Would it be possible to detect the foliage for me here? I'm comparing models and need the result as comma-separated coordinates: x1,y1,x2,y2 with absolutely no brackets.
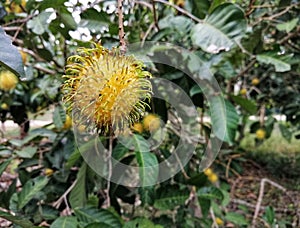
0,0,299,227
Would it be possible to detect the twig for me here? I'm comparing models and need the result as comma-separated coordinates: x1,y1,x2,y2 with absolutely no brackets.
174,149,189,179
215,160,241,178
230,176,260,199
106,130,114,207
2,14,34,27
4,14,34,42
38,35,63,68
236,59,256,79
19,48,44,62
245,0,256,17
259,104,265,127
278,26,300,44
251,4,275,8
185,186,202,218
232,198,295,213
236,41,255,57
154,0,202,23
252,4,299,26
79,0,103,12
265,4,299,21
134,0,152,9
2,26,21,31
141,22,155,47
117,0,126,53
225,157,233,179
12,22,25,42
210,207,219,228
151,0,159,29
31,64,56,75
252,178,286,227
52,179,78,209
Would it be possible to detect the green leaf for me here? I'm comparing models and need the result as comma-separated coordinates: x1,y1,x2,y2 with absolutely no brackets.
230,95,257,115
220,189,230,207
59,12,77,30
69,162,87,209
276,18,298,33
210,97,239,143
189,84,202,97
265,116,276,137
50,216,78,228
216,60,237,79
191,3,247,53
124,218,163,228
0,27,25,77
74,207,122,228
11,128,57,147
279,123,292,142
0,158,12,176
0,210,35,228
256,53,291,72
186,173,207,187
162,71,184,80
80,9,109,32
15,146,37,158
154,187,189,210
187,0,210,19
112,142,129,162
225,212,248,225
139,186,155,206
263,206,275,225
27,11,52,35
66,149,81,168
53,105,66,129
133,134,159,186
36,48,53,62
158,15,193,35
18,176,49,209
197,186,223,200
198,198,211,217
38,0,68,10
40,205,59,220
84,223,113,228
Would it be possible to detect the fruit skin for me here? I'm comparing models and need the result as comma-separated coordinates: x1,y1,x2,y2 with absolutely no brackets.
204,168,213,176
251,77,260,86
62,114,72,130
240,88,247,95
215,217,224,225
1,103,9,110
255,128,266,140
44,168,54,176
175,0,185,7
5,0,26,13
0,71,18,91
208,173,218,183
143,114,161,132
132,122,143,133
77,124,86,133
20,50,27,63
62,43,152,134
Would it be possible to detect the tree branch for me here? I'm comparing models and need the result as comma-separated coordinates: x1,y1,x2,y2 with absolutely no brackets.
118,0,126,53
151,0,159,29
106,130,114,208
135,0,202,23
252,178,286,227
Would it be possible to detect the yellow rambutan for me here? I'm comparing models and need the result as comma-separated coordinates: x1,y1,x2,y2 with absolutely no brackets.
143,113,161,132
131,122,143,133
62,43,152,134
0,70,18,91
